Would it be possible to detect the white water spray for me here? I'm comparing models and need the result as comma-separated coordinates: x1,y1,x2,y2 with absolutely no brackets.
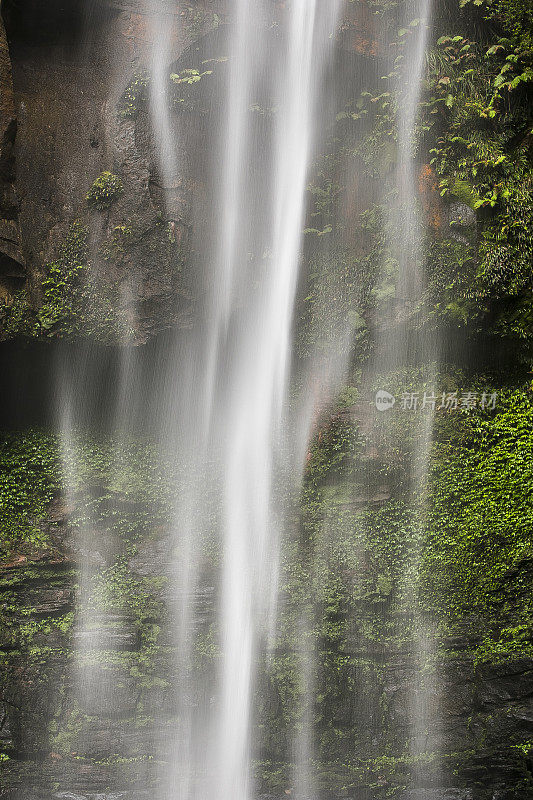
145,3,344,799
49,2,444,798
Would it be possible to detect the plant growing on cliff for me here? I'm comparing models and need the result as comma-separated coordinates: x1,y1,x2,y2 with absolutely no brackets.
35,220,135,341
170,68,213,85
182,7,221,39
421,0,533,338
0,430,61,557
421,386,533,660
118,71,150,118
36,221,88,335
0,289,33,339
86,171,124,211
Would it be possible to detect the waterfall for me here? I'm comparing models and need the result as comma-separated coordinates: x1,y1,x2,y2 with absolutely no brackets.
144,3,344,799
378,0,441,786
395,0,433,305
393,3,440,778
48,1,442,798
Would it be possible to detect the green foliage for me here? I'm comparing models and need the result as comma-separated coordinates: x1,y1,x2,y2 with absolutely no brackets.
304,416,363,490
36,221,88,335
170,68,212,85
343,0,532,341
0,429,175,559
62,432,175,541
423,3,533,336
182,6,221,37
487,0,533,46
0,427,176,742
0,431,61,557
349,111,397,178
35,221,133,341
421,387,533,657
297,247,372,359
425,237,477,322
86,171,124,211
92,558,165,629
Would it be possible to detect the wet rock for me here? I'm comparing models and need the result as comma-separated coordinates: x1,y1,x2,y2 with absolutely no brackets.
447,201,477,245
400,792,473,800
0,6,25,298
448,201,476,229
73,625,140,652
478,661,533,705
0,0,199,341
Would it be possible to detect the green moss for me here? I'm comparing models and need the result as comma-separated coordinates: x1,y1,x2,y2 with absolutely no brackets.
0,430,61,558
34,220,134,341
182,7,221,39
3,217,134,342
86,171,124,211
421,386,533,658
304,415,362,490
297,247,374,359
0,427,176,561
36,221,88,336
449,177,478,210
0,428,182,775
48,703,87,757
3,378,531,790
426,238,477,323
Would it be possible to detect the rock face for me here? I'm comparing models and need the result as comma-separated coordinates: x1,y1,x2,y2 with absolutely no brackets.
2,504,533,800
0,0,389,343
0,8,25,299
0,0,227,342
1,420,533,800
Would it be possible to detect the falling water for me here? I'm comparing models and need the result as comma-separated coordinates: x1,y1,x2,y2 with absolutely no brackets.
145,3,343,799
379,0,441,788
395,0,433,306
47,1,443,798
393,4,441,783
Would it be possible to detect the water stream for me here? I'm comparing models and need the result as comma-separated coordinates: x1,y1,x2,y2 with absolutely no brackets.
152,5,344,799
52,1,438,798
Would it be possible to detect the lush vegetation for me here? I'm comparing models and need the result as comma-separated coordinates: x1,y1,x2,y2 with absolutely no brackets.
424,0,533,339
0,431,176,773
422,386,533,660
0,431,61,558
